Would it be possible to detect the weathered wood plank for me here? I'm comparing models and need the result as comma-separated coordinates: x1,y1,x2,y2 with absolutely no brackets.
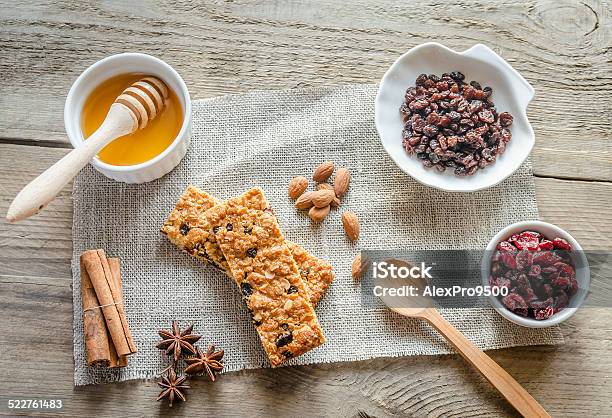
1,142,611,416
0,0,610,180
1,273,611,417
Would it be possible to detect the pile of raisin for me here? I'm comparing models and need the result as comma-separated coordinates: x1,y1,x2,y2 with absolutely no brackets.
400,72,514,176
489,231,577,320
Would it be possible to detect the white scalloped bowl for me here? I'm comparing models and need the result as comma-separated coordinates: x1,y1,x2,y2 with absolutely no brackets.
375,43,535,192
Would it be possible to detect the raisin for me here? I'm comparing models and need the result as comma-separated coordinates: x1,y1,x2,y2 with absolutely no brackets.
226,223,233,231
244,226,253,234
246,248,257,258
276,332,293,347
281,350,294,358
240,282,253,297
499,112,514,127
212,226,220,234
415,73,429,86
179,223,190,235
450,71,465,81
287,285,298,294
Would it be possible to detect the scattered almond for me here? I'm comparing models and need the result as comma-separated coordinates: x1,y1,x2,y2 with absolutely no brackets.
334,168,351,198
312,189,336,208
330,196,341,208
309,205,330,222
352,253,366,281
316,182,333,191
341,211,360,241
313,161,335,183
295,191,316,210
288,176,309,199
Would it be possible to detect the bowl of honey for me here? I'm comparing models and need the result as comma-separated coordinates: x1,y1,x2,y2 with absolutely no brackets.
64,53,191,183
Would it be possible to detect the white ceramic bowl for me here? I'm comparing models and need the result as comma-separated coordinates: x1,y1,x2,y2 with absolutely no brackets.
64,53,191,183
481,221,590,328
375,42,535,192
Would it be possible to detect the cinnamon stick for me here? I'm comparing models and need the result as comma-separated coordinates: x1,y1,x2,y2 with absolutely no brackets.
80,257,112,367
108,257,129,368
81,249,136,357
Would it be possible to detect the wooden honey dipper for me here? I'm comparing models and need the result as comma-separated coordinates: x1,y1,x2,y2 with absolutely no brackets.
6,77,169,222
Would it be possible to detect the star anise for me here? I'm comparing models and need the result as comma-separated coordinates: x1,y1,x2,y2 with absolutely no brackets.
157,366,189,407
156,321,202,362
184,345,225,381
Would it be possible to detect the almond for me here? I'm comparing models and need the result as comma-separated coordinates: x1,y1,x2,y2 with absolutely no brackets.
288,176,309,199
295,191,316,210
352,253,367,281
313,161,335,182
334,167,351,198
330,196,341,208
341,211,360,241
312,189,336,208
316,182,333,191
309,205,330,222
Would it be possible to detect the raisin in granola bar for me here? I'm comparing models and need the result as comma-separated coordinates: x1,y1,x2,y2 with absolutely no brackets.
161,185,334,306
205,188,326,366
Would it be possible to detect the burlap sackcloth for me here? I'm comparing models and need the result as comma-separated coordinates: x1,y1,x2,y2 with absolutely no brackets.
72,84,563,385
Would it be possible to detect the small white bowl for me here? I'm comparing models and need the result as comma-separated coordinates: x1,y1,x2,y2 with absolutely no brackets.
375,42,535,192
481,221,590,328
64,53,191,183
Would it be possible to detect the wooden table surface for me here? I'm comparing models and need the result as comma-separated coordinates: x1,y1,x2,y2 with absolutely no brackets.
1,1,611,416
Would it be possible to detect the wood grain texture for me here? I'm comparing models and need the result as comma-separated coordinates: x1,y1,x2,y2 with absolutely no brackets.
1,143,611,417
1,0,611,416
0,0,610,180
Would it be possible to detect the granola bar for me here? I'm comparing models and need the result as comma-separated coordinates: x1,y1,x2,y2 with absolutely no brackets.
161,185,334,306
287,241,334,306
205,188,326,366
160,185,228,272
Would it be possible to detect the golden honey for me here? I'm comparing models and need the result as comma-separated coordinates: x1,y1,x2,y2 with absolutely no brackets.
81,73,183,166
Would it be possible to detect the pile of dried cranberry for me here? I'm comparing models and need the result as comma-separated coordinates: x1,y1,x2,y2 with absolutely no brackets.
490,231,577,320
400,72,514,176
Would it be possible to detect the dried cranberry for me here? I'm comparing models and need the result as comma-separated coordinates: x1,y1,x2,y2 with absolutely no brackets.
533,251,560,267
515,250,533,271
552,238,572,250
497,241,516,252
502,293,528,316
528,264,541,277
538,240,554,250
554,293,569,312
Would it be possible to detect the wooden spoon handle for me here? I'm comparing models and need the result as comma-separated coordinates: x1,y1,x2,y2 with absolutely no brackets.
6,104,135,222
423,309,550,418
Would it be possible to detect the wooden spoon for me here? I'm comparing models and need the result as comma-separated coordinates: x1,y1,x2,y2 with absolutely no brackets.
378,259,551,418
6,76,169,223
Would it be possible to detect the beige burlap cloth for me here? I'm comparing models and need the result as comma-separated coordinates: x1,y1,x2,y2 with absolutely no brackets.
72,85,562,385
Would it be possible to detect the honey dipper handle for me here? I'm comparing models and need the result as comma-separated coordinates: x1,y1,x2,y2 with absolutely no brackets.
6,104,137,222
422,309,551,418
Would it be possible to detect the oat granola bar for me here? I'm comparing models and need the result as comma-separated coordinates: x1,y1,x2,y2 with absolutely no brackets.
161,185,334,306
160,186,229,272
205,188,326,366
